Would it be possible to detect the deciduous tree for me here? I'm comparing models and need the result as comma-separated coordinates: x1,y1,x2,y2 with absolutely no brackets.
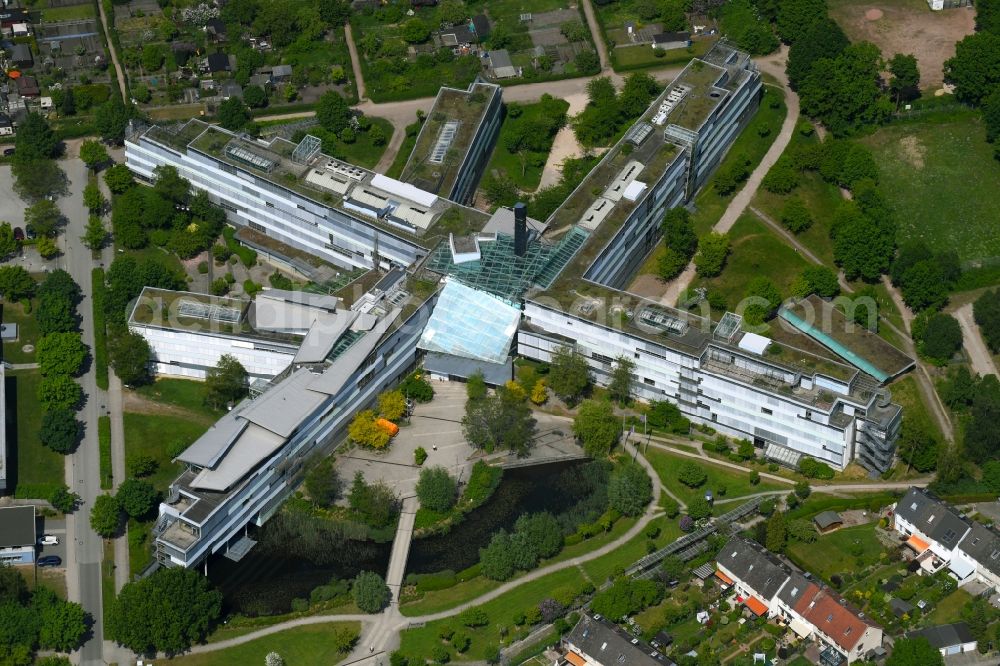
572,399,619,458
694,232,730,277
39,408,82,455
109,330,151,386
89,494,122,537
353,571,391,613
117,478,158,518
37,332,87,377
79,140,109,171
204,354,248,408
462,386,536,456
548,346,590,404
677,462,707,488
416,466,457,512
106,568,223,654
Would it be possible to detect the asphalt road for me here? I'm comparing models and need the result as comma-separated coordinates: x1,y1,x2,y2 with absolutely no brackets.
56,156,108,666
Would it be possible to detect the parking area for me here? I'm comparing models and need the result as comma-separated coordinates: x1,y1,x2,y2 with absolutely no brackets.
0,166,27,227
36,516,68,565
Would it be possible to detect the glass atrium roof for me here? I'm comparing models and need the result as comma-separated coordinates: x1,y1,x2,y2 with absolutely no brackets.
418,279,520,365
424,229,589,303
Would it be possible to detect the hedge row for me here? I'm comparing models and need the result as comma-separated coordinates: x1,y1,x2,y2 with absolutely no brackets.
98,415,112,490
223,226,258,267
92,267,109,390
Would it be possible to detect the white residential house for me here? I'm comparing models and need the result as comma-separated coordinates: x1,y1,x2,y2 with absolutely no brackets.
892,487,971,574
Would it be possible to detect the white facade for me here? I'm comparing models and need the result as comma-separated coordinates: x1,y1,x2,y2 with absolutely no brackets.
131,323,297,380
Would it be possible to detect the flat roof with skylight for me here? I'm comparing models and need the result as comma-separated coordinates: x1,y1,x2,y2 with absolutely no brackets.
400,80,501,198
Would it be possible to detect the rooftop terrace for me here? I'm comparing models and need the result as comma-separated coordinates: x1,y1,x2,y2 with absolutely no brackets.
400,81,500,197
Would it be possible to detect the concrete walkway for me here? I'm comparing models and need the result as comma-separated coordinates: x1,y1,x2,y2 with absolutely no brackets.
660,48,800,307
168,440,663,661
580,0,611,73
96,0,128,102
955,302,999,378
387,497,418,605
880,275,955,442
344,22,368,102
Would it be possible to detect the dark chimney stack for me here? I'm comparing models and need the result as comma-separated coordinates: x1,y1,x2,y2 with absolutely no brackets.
513,202,527,257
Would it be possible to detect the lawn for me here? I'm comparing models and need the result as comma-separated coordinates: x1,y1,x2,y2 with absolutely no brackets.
693,212,812,316
400,515,651,616
888,375,944,445
386,129,419,179
124,379,231,568
1,299,41,364
325,117,394,169
134,377,224,418
398,514,683,662
485,97,570,191
644,448,785,509
163,622,361,665
610,39,714,71
860,112,1000,264
690,87,788,236
9,370,64,498
41,2,95,21
924,588,972,626
786,523,887,583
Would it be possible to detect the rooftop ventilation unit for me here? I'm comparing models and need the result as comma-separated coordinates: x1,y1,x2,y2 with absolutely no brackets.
429,120,460,164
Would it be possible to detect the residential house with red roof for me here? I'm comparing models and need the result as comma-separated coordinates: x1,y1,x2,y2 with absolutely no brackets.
716,537,883,665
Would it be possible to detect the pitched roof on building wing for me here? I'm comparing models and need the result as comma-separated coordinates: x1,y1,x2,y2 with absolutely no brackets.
795,587,874,653
895,487,970,550
716,536,790,601
905,622,975,649
957,521,1000,577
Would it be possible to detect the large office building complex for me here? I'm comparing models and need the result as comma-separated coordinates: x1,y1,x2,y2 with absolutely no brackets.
127,42,906,569
152,271,436,568
515,45,902,473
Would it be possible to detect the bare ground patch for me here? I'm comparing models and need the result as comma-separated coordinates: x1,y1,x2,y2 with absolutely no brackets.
899,135,926,169
123,391,215,424
829,0,974,87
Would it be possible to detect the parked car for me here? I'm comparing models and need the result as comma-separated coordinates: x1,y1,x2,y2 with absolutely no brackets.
37,556,62,567
12,227,23,241
3,148,14,157
38,535,58,546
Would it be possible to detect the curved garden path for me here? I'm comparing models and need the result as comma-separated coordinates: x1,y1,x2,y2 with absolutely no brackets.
660,47,800,307
170,441,662,662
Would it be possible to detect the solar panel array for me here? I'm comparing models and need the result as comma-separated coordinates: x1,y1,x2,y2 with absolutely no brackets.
177,299,243,323
429,121,460,164
226,144,276,172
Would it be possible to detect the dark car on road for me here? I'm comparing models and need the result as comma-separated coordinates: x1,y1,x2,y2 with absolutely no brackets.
37,555,62,567
2,148,14,157
13,227,23,241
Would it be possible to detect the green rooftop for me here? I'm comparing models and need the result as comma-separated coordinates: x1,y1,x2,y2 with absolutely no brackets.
400,81,500,197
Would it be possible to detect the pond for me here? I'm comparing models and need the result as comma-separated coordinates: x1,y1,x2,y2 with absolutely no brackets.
406,459,604,575
208,459,606,615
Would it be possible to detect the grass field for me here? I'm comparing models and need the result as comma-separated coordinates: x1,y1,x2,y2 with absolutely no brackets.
10,370,64,497
786,523,887,582
42,2,95,21
693,212,812,316
1,299,40,364
644,447,785,508
124,379,220,493
889,375,945,445
485,98,570,191
386,129,419,179
397,514,682,661
327,117,394,169
861,112,1000,264
690,87,788,237
400,515,654,616
752,127,842,267
163,622,361,665
924,588,972,626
